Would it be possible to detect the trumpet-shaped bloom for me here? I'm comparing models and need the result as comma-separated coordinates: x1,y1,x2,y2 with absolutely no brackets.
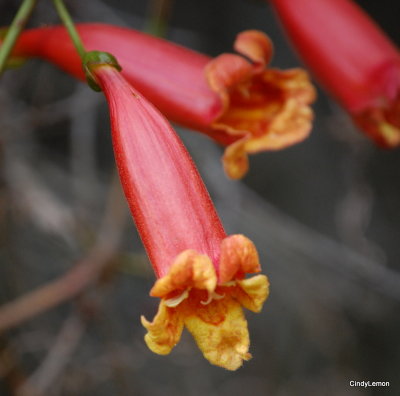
270,0,400,147
87,58,269,370
10,24,315,178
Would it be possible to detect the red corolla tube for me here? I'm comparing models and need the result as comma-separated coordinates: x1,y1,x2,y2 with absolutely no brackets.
84,53,269,370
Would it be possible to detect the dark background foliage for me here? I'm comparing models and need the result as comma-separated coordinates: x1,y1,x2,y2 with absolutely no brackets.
0,0,399,395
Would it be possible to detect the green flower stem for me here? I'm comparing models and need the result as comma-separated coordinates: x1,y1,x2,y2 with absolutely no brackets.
51,0,86,58
0,0,37,75
51,0,121,92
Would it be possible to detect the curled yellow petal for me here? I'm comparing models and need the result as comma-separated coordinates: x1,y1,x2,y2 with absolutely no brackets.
221,136,250,180
141,301,184,355
234,274,270,312
243,95,314,153
219,234,261,284
182,292,251,371
150,249,217,298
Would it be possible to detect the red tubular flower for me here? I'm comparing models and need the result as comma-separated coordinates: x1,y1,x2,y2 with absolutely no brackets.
270,0,400,147
84,56,269,370
9,23,315,178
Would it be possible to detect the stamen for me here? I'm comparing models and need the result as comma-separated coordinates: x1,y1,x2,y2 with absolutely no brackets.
200,293,213,305
164,289,189,307
212,291,225,300
223,281,237,287
200,291,225,305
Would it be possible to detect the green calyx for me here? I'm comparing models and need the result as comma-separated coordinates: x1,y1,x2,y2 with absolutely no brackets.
82,51,122,92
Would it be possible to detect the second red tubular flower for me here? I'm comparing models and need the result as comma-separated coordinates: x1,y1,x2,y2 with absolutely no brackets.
9,24,316,179
270,0,400,147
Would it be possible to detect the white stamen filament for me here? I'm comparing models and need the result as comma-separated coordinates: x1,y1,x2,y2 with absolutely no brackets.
164,289,189,307
163,282,236,308
200,291,225,305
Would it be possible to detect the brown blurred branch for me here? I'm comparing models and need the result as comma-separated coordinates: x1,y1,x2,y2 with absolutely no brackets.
0,174,127,333
16,312,86,396
0,339,28,394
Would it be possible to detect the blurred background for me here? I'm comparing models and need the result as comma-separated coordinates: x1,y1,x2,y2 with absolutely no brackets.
0,0,399,395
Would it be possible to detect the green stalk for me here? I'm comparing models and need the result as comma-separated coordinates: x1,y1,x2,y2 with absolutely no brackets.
0,0,37,75
51,0,121,92
51,0,86,59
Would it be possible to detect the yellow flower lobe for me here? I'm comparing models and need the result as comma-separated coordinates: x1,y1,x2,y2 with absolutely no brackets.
141,236,270,370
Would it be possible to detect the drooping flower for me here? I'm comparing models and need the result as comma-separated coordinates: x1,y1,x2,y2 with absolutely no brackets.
270,0,400,147
85,54,269,370
9,24,316,178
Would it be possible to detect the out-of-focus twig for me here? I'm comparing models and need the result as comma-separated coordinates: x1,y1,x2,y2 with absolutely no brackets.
7,160,75,241
70,86,99,217
16,312,86,396
239,179,400,302
0,343,15,379
328,104,385,260
0,173,127,333
0,339,28,394
146,0,173,37
26,85,101,128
